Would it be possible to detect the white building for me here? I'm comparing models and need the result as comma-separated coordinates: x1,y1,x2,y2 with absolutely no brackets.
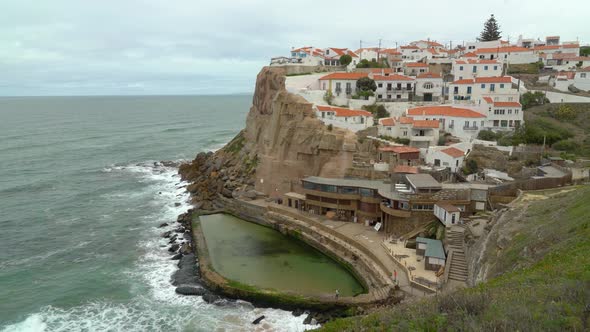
449,76,519,104
481,97,523,130
434,203,461,226
377,116,440,148
355,47,381,61
475,46,538,64
452,59,502,80
407,105,486,139
315,105,374,132
374,74,415,101
415,72,443,102
543,54,590,71
404,62,429,76
322,48,359,71
425,147,466,173
400,45,427,61
533,43,580,56
464,39,506,52
573,67,590,91
318,72,368,98
411,40,445,50
289,46,325,66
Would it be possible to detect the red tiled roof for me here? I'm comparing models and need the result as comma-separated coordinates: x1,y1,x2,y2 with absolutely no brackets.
412,120,440,129
463,52,478,57
374,74,414,81
417,72,441,79
400,45,420,50
381,48,401,55
483,96,494,104
408,106,485,118
476,46,531,54
494,101,522,107
399,116,414,124
405,62,428,67
393,165,419,174
579,67,590,72
563,44,580,49
316,105,372,117
441,147,465,158
379,146,420,154
319,72,368,80
370,68,395,74
533,45,560,51
456,59,499,64
379,117,395,126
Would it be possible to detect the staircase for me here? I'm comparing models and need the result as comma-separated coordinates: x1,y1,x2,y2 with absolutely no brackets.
446,226,468,282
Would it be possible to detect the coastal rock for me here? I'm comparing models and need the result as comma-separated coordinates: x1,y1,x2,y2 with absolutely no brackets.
174,202,181,207
243,190,257,199
180,242,192,255
202,293,221,304
292,309,304,317
171,253,183,260
221,188,233,198
161,231,172,238
252,315,265,325
172,253,199,285
168,244,180,253
175,286,207,296
158,222,168,228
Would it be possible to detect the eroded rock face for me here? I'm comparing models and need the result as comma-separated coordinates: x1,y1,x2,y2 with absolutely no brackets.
179,66,358,205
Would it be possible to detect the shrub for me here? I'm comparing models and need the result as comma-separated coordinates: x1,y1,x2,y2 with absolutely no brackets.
463,159,478,175
520,91,549,109
552,139,580,152
327,124,333,131
477,129,498,141
363,104,388,120
553,104,577,121
323,90,334,105
339,54,352,66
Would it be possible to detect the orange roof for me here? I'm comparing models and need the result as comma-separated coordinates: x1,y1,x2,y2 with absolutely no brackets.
316,105,372,117
412,120,440,129
374,74,414,81
483,97,494,104
400,45,420,50
562,44,580,49
533,45,560,51
393,165,419,174
408,106,485,118
379,146,420,154
381,48,401,55
494,101,521,107
379,117,395,126
441,147,465,158
463,52,478,57
319,72,368,80
370,68,395,74
452,76,512,84
436,202,460,212
476,46,531,54
399,116,414,124
456,59,499,65
405,62,428,67
417,72,441,79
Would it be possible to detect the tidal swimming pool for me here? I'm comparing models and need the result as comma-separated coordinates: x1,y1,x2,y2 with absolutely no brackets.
199,214,366,297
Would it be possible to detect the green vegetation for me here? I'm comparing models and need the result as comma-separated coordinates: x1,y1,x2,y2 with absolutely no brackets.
476,129,498,141
356,59,388,68
320,186,590,331
225,133,245,154
285,72,314,77
378,135,410,145
507,61,544,74
478,14,501,41
462,159,479,175
355,77,377,100
362,104,388,121
323,90,334,105
339,54,352,66
520,91,550,109
580,46,590,57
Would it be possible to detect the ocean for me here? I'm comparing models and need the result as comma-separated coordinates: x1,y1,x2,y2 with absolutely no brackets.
0,95,314,331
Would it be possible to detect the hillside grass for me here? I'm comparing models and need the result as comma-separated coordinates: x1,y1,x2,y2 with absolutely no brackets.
318,186,590,331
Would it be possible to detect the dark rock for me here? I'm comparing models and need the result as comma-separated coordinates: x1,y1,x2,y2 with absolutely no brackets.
243,190,257,199
194,201,203,210
169,244,180,252
180,242,192,255
172,253,199,285
252,315,265,325
174,227,185,233
168,236,177,244
158,191,162,194
158,222,168,228
174,203,181,207
171,253,183,260
221,188,233,198
202,293,220,304
175,286,207,296
292,308,304,317
303,314,313,325
161,231,172,238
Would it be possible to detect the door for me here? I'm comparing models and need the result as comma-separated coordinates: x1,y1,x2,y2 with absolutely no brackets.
424,93,433,101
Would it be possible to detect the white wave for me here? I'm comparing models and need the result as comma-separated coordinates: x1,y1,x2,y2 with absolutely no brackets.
3,161,317,332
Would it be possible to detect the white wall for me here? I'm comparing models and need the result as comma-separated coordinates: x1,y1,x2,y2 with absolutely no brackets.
574,72,590,91
425,149,465,172
434,204,461,226
452,61,502,80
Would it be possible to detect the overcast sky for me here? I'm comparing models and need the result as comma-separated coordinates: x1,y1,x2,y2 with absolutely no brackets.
0,0,587,96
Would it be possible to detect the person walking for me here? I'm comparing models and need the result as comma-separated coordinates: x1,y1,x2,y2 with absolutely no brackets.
335,289,340,299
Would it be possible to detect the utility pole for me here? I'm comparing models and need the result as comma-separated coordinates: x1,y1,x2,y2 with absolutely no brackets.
359,40,363,60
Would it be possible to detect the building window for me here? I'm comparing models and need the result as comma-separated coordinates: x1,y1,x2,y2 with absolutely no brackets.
459,66,463,70
494,65,498,70
403,130,408,136
490,84,495,92
378,94,383,99
493,120,500,127
472,66,477,73
453,86,459,94
484,65,489,70
500,83,504,88
582,73,587,78
501,120,508,127
508,109,512,114
481,84,486,88
378,83,383,88
467,86,472,94
423,82,433,89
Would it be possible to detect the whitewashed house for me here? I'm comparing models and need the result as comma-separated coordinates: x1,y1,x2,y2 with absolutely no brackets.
374,74,415,101
415,72,443,102
318,72,368,99
407,105,486,139
481,97,523,130
289,46,324,66
573,67,590,91
400,45,427,61
449,76,519,104
315,105,373,132
464,39,506,52
425,147,466,173
378,116,440,148
434,203,461,226
475,46,538,64
410,40,445,51
322,48,359,70
404,62,429,76
452,59,502,80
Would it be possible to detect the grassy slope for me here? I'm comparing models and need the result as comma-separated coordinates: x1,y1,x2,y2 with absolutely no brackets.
319,186,590,331
524,103,590,157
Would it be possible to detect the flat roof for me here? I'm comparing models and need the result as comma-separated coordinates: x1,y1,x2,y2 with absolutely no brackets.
416,237,446,259
405,174,441,189
436,203,460,212
302,176,388,190
284,192,306,200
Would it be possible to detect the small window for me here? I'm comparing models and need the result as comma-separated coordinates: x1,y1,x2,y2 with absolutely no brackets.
484,65,488,70
500,83,505,88
459,66,463,70
481,84,486,88
378,83,383,88
494,65,498,70
581,73,587,78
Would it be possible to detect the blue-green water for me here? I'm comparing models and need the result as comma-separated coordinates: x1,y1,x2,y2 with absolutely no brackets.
0,96,315,331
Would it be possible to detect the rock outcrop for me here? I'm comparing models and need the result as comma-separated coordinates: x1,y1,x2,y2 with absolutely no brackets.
179,66,358,207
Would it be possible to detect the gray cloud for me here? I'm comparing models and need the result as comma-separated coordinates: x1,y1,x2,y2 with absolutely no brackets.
0,0,587,95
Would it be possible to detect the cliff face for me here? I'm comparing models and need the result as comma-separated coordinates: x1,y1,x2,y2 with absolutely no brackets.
179,66,358,207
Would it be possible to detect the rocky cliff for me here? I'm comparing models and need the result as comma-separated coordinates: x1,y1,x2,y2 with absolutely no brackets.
179,66,358,208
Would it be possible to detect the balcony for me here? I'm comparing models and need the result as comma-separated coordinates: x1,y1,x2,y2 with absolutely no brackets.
380,203,411,218
345,89,353,95
463,125,479,130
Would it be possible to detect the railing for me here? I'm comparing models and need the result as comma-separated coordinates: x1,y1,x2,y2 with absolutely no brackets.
448,123,454,129
380,203,411,218
463,125,479,130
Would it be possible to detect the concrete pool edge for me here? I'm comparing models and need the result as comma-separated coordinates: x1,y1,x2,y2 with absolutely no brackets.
190,199,402,311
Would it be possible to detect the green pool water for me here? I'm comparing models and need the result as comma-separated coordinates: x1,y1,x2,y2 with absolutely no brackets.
199,214,366,297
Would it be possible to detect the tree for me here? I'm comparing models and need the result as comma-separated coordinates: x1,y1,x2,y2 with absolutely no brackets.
356,77,377,93
478,14,502,41
520,91,549,109
323,90,334,105
553,104,577,121
339,54,352,66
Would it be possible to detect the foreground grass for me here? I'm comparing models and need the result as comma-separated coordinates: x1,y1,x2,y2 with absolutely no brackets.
319,186,590,331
